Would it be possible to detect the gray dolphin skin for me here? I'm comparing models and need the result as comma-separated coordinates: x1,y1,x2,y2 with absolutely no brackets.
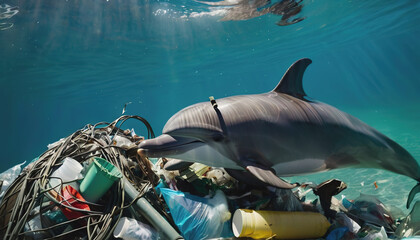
139,58,420,208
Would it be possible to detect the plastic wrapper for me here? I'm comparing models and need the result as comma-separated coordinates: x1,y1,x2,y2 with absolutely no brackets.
205,167,236,188
160,188,233,240
152,158,179,184
271,188,303,211
330,196,348,213
335,212,361,233
47,138,65,149
358,225,388,240
112,135,137,149
347,194,395,231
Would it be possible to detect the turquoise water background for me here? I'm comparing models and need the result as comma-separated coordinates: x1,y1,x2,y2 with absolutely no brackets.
1,0,420,211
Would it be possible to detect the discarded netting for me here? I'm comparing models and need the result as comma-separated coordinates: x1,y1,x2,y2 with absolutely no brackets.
0,115,169,240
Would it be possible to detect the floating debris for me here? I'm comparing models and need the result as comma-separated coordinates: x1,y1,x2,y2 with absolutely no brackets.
122,101,132,114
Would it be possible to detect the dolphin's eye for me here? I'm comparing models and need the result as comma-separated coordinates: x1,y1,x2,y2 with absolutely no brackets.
212,133,224,142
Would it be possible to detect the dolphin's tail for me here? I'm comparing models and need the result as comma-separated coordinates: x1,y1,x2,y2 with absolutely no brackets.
407,182,420,208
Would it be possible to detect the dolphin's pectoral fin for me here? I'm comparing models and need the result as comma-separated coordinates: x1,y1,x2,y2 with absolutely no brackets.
407,182,420,208
272,58,312,100
224,169,269,188
246,165,299,189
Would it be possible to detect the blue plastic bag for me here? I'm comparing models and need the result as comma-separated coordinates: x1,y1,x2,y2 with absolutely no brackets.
160,188,233,240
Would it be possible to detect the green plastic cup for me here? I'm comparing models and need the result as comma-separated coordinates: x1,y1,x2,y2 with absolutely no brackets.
79,157,122,203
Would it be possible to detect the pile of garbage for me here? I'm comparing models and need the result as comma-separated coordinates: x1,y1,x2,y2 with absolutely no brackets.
153,160,420,240
0,115,419,240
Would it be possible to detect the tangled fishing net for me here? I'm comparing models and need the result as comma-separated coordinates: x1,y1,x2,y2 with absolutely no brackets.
0,115,167,240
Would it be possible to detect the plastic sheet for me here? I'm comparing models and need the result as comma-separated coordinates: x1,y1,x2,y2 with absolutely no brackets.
160,188,233,240
0,161,25,201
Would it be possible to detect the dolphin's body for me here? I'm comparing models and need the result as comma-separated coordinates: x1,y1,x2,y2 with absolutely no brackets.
139,58,420,207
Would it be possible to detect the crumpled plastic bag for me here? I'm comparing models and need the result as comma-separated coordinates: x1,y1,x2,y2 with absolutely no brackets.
0,161,25,201
347,194,395,231
160,188,233,240
271,188,303,211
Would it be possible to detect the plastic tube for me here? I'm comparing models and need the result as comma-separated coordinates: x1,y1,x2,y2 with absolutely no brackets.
232,209,331,239
122,178,183,240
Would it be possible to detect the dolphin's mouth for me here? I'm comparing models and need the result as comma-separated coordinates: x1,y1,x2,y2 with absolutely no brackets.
138,134,204,158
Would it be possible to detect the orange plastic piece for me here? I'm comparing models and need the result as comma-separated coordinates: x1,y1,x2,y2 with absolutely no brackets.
58,185,90,221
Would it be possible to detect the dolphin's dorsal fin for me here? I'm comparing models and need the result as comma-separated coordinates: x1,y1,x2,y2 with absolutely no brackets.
272,58,312,99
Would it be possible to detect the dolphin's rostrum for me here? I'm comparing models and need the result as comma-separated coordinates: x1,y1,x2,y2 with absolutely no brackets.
139,58,420,208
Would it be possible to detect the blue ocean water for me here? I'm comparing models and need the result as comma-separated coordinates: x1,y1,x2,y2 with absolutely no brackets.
1,0,419,211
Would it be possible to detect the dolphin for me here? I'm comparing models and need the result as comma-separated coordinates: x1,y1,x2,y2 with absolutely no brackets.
139,58,420,208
